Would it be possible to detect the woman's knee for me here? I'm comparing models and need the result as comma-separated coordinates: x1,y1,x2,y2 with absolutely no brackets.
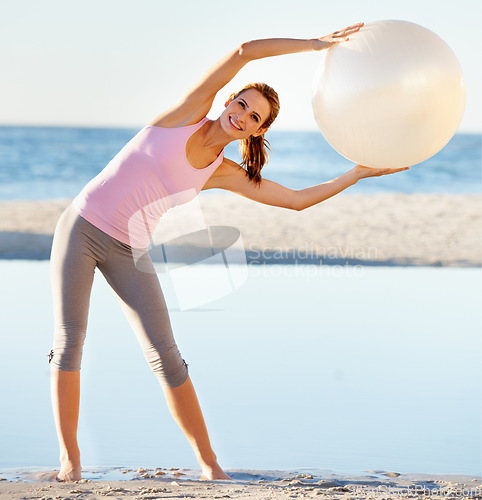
49,328,87,371
147,343,189,388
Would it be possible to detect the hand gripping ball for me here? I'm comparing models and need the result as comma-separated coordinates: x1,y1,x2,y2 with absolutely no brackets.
312,20,466,168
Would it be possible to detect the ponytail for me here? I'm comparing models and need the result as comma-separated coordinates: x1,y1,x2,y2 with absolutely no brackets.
233,83,280,186
239,134,272,185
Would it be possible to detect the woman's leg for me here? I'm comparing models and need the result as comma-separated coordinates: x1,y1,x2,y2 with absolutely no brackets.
49,206,109,481
162,377,231,480
50,370,81,481
98,244,230,480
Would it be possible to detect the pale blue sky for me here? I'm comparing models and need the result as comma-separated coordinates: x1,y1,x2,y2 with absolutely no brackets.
1,0,481,132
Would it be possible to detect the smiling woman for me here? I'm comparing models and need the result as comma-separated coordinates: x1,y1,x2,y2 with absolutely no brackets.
46,22,412,484
224,83,280,184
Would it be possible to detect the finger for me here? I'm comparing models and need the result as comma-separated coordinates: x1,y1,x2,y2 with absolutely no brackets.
333,24,363,40
383,167,410,175
344,22,364,34
347,22,364,30
369,168,392,176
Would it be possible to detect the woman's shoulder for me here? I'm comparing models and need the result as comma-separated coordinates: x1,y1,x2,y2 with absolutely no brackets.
202,157,247,191
148,95,212,128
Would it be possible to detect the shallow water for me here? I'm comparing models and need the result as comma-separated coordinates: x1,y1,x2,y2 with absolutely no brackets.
0,262,480,476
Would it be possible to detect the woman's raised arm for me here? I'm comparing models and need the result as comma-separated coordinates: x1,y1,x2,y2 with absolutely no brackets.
150,23,363,127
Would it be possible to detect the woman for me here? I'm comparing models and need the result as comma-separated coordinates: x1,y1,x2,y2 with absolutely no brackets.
49,22,408,482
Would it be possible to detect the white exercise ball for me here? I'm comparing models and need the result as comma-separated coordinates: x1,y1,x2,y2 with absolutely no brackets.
312,20,466,169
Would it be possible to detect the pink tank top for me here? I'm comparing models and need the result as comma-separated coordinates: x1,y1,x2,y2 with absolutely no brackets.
73,118,224,248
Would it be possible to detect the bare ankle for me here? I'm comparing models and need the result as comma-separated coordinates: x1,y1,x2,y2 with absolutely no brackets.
197,450,217,468
57,464,82,482
199,463,231,481
59,453,82,481
60,456,80,468
198,456,231,481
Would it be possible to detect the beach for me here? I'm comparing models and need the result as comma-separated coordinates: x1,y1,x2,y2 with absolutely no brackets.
0,192,480,266
2,0,480,493
1,193,480,497
0,469,481,500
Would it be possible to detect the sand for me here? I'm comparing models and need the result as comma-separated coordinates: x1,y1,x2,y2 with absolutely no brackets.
0,193,480,266
1,194,480,497
0,468,480,500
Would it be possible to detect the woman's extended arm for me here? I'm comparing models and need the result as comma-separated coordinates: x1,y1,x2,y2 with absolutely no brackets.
151,23,363,127
203,160,408,211
292,165,409,210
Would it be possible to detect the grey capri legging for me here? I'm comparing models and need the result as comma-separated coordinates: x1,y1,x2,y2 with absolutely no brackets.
49,204,188,388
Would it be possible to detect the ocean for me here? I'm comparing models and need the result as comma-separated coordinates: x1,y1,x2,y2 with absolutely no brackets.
0,126,480,201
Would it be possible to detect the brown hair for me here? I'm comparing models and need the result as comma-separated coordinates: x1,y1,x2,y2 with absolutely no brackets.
232,83,280,185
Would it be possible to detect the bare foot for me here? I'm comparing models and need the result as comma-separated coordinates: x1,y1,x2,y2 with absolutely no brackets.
200,463,232,481
56,465,82,482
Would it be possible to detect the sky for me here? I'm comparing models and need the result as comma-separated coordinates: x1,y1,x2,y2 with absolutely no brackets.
1,0,481,132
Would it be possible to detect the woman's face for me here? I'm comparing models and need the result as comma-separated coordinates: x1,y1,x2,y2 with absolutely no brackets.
221,88,271,139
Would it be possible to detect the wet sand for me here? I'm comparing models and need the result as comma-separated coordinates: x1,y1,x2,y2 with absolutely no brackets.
0,468,480,500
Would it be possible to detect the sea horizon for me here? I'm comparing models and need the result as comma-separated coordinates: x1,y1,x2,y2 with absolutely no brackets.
0,126,480,201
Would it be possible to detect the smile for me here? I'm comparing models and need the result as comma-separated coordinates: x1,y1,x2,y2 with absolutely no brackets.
229,116,243,131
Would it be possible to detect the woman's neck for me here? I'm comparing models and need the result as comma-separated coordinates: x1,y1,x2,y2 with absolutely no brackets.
200,118,235,152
